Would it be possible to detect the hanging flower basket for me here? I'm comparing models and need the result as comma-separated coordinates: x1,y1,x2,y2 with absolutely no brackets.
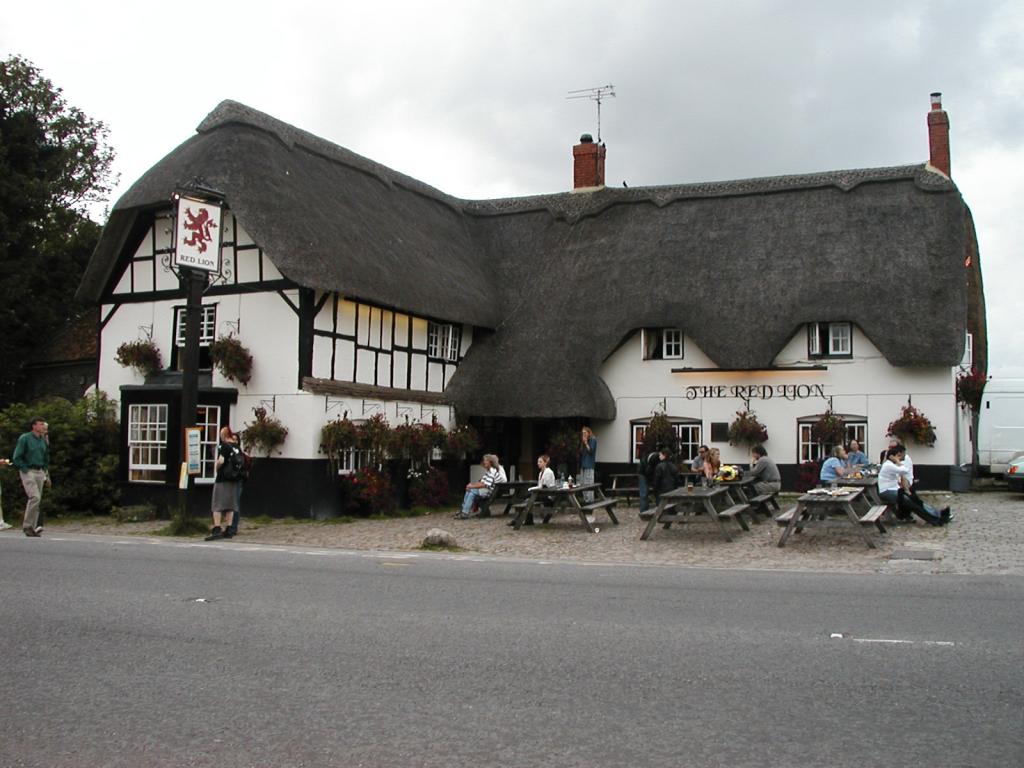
320,414,361,474
641,412,678,456
727,410,768,446
209,335,253,385
115,339,162,378
444,423,480,457
887,404,937,447
241,406,288,456
810,410,847,445
955,368,988,414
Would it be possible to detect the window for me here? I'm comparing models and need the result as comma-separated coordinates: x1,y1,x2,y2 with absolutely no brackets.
642,328,684,360
427,322,460,362
173,305,216,370
337,448,371,475
174,305,217,346
797,417,867,463
128,404,168,482
808,322,852,358
960,332,973,369
631,420,701,462
195,405,221,483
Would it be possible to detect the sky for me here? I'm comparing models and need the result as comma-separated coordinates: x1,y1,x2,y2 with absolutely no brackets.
3,0,1022,377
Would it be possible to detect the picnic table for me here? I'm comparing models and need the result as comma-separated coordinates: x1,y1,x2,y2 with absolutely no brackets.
640,485,750,542
842,475,885,506
481,480,536,516
510,482,619,533
775,487,885,549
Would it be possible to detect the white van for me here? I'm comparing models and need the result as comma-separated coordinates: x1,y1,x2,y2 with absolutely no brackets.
976,379,1024,474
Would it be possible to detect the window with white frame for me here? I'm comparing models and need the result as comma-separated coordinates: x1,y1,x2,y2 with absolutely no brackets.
195,405,221,482
631,420,701,462
337,448,372,475
960,331,973,369
642,328,684,360
427,322,460,362
797,418,868,463
807,322,853,358
174,305,217,347
128,404,168,482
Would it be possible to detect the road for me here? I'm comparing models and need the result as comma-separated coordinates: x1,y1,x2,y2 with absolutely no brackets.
1,533,1021,767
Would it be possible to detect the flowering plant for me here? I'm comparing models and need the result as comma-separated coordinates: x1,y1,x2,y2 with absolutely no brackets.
408,466,450,508
115,339,162,378
887,404,937,447
361,413,392,466
389,420,446,463
444,423,480,457
955,368,988,413
727,410,768,446
320,414,362,474
241,406,288,456
209,335,253,385
546,426,581,469
343,466,395,516
810,410,846,445
640,412,678,457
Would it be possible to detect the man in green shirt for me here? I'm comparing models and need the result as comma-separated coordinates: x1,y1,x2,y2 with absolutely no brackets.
12,418,50,536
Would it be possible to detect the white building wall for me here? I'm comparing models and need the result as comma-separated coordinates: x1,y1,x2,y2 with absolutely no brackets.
597,326,958,467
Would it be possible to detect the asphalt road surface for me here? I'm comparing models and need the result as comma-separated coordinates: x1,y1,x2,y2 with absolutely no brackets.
1,533,1021,767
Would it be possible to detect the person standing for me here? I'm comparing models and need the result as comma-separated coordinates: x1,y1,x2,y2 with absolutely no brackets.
580,426,598,503
652,447,679,502
12,418,50,537
638,445,662,515
0,457,13,530
205,426,242,541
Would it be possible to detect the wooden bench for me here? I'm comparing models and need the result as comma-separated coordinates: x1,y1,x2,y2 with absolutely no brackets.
858,505,888,534
775,507,797,525
718,503,751,531
607,474,641,505
749,492,781,518
580,498,620,524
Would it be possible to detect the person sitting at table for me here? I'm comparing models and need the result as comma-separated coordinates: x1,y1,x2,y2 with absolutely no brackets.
652,446,679,502
518,453,558,526
690,445,708,472
845,440,869,469
819,446,849,485
456,454,500,520
701,447,721,483
878,444,950,525
747,444,781,496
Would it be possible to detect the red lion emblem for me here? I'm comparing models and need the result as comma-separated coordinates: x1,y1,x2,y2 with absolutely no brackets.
182,207,218,253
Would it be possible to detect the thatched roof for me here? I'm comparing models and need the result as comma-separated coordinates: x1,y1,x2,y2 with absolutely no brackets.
80,101,974,420
78,101,498,328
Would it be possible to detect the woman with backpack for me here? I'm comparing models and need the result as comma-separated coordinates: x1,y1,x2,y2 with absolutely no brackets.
205,426,243,541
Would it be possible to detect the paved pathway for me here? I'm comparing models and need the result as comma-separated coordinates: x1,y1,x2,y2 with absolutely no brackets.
27,490,1024,576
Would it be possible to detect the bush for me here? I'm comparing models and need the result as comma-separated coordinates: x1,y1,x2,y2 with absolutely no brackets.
342,466,395,516
0,392,120,517
795,460,820,492
408,466,450,508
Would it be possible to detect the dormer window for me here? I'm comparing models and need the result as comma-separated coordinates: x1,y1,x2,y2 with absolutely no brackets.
808,322,852,358
643,328,684,360
427,322,461,362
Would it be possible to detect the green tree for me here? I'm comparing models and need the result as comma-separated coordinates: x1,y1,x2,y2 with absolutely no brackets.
0,55,116,404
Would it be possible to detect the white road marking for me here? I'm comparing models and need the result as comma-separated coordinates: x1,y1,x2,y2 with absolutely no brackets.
830,634,956,647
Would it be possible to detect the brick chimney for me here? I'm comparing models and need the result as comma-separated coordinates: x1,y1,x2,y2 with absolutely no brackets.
927,92,951,177
573,133,606,189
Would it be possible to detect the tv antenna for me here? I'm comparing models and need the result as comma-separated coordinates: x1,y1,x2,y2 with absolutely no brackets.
566,84,616,143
